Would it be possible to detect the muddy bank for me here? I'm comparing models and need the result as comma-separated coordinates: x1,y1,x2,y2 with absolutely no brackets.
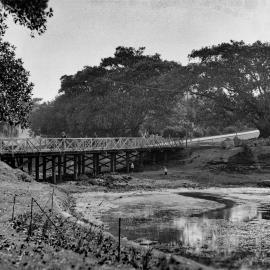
0,162,212,270
71,187,270,270
73,189,224,225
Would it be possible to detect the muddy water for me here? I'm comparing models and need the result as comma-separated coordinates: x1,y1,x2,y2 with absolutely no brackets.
96,188,270,269
75,188,270,268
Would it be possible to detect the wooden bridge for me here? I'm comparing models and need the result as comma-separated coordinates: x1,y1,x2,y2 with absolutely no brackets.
0,137,183,183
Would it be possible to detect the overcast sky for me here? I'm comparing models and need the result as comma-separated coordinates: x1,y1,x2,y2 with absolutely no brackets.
3,0,270,101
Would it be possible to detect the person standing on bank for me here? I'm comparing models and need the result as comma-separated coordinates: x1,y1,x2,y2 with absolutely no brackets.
164,166,168,176
130,162,134,173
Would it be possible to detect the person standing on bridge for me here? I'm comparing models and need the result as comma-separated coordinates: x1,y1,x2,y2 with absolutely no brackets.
61,131,67,150
61,131,67,138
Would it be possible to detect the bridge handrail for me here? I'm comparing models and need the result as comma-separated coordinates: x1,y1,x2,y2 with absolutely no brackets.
0,136,183,154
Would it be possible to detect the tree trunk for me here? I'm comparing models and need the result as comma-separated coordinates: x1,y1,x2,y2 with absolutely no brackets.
256,120,270,138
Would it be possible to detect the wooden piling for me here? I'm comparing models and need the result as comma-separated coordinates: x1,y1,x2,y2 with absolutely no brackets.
93,153,99,176
139,152,144,171
19,157,24,170
96,153,100,174
63,155,67,175
74,155,78,180
126,152,130,173
164,150,168,163
58,156,62,181
110,153,116,173
152,151,156,165
42,156,46,181
28,157,33,175
78,155,82,175
10,157,15,168
35,156,39,181
82,154,85,174
52,156,56,184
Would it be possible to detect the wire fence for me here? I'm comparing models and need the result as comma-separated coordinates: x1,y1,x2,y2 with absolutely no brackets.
3,189,125,262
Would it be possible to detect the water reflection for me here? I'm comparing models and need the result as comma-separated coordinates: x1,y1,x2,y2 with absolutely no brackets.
101,192,270,256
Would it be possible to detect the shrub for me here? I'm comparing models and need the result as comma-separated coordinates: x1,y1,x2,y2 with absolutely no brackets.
162,126,186,138
223,126,238,134
205,126,221,136
193,127,205,138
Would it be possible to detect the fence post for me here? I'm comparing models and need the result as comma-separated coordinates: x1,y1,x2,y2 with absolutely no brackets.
11,194,17,221
51,187,54,212
28,198,34,238
118,217,121,261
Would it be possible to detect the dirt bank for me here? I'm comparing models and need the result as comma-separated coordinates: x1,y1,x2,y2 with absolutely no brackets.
2,145,270,269
0,161,212,270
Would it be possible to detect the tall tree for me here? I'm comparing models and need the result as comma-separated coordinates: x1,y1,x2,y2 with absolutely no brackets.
0,0,53,36
188,40,270,138
31,47,184,137
0,41,33,127
0,0,53,129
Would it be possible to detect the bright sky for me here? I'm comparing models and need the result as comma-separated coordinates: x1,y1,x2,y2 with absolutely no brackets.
3,0,270,101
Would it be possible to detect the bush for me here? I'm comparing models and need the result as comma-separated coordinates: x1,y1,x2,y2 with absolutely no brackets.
163,126,186,138
193,127,205,138
223,125,237,134
205,126,221,136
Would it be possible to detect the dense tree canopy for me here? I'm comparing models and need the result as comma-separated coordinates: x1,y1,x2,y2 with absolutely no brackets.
0,0,53,36
30,47,185,137
188,40,270,137
0,0,52,131
0,41,33,127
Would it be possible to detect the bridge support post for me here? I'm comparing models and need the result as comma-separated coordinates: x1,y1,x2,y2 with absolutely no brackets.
93,153,99,176
28,157,33,175
19,157,24,171
139,152,144,171
74,155,78,180
10,157,15,168
152,151,156,165
93,154,96,176
35,156,39,181
77,155,81,176
110,153,116,173
52,156,56,184
63,155,67,176
164,151,168,164
82,154,85,174
42,156,46,181
126,152,130,173
58,156,62,181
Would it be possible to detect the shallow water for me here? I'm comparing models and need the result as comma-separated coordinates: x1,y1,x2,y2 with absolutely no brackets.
96,188,270,267
74,188,270,268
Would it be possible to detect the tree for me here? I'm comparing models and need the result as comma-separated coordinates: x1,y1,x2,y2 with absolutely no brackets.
0,0,53,129
30,47,184,137
0,41,33,127
188,40,270,138
0,0,53,36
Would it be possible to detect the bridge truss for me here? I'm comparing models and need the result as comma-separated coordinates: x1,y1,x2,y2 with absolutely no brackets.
0,136,182,154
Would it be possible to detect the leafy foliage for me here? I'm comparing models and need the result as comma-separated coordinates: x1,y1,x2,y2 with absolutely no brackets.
31,47,185,137
0,0,53,36
188,40,270,137
0,40,33,127
0,0,52,130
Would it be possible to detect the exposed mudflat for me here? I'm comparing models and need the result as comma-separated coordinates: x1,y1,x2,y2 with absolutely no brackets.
74,187,270,269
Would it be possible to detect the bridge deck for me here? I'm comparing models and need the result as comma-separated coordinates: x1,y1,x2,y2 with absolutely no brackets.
0,137,183,155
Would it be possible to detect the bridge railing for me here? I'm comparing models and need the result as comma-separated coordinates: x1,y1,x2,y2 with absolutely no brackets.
0,136,183,154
